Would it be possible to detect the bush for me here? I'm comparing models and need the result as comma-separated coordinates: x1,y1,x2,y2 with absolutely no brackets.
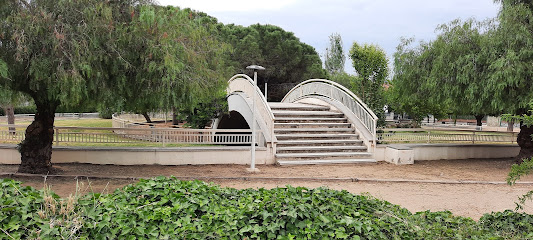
97,106,115,119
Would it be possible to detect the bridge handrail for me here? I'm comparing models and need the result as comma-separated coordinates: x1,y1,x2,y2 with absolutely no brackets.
228,74,276,143
282,79,378,143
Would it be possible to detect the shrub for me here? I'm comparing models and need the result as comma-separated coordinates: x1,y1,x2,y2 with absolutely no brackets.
2,177,533,239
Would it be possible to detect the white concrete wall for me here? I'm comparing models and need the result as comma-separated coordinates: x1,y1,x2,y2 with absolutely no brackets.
375,144,519,162
0,145,275,165
0,144,519,166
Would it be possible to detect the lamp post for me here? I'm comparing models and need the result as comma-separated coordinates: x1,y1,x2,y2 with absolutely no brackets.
264,78,268,100
246,65,265,173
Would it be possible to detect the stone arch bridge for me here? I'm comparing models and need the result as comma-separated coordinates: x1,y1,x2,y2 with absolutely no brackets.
214,74,378,165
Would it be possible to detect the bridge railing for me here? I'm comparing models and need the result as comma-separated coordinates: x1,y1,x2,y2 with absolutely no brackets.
0,124,257,146
378,128,517,144
282,79,378,146
228,74,276,144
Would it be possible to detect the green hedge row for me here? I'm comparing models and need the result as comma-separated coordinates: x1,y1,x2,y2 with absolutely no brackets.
1,177,532,239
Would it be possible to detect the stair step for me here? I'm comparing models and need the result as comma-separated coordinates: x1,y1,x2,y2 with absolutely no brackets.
274,123,352,128
272,111,344,117
270,102,372,166
277,146,367,153
276,133,359,140
268,103,330,111
275,117,348,123
276,139,364,146
275,128,354,133
275,152,372,158
278,159,376,165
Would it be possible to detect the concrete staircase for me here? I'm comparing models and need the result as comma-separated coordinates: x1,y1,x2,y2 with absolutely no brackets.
269,102,375,165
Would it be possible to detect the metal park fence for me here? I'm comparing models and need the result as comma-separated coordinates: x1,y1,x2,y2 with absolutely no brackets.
0,124,258,146
377,128,517,144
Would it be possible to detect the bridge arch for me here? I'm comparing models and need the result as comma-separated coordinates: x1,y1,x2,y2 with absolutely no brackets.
213,74,275,147
281,79,378,150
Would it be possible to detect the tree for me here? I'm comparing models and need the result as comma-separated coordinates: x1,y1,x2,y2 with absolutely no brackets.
503,104,533,208
324,33,345,75
222,24,326,101
349,42,389,125
100,6,230,124
389,38,448,127
488,0,533,160
0,0,228,173
329,72,357,90
391,19,507,127
427,19,497,126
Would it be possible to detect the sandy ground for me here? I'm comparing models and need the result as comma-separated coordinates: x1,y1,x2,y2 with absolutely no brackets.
2,158,533,220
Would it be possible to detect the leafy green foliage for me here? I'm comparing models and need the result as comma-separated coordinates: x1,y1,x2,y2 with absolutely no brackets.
3,177,533,239
392,0,533,123
0,179,47,239
487,0,533,114
78,177,412,239
503,105,533,209
105,6,231,118
324,33,346,75
389,38,449,126
349,42,389,126
390,18,497,127
426,18,500,126
507,157,533,210
222,24,326,101
0,60,7,79
329,72,358,90
0,0,234,172
180,94,228,129
479,210,533,238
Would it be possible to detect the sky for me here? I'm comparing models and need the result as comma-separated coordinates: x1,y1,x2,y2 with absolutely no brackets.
156,0,501,73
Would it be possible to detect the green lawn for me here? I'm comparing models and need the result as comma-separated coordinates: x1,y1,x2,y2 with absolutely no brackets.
54,119,113,128
0,118,211,147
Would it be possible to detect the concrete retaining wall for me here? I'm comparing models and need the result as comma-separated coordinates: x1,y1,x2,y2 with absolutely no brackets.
375,144,519,164
0,144,519,166
0,145,274,165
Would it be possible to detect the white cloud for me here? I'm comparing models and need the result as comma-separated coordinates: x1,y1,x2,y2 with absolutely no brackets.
156,0,300,12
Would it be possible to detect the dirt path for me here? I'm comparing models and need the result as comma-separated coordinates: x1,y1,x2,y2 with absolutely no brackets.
2,158,533,220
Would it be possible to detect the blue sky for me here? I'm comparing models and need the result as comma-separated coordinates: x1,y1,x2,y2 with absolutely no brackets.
157,0,500,73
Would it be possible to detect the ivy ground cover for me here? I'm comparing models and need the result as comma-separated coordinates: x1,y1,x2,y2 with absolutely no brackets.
1,177,532,239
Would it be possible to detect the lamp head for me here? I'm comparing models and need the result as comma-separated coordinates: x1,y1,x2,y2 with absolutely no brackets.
246,65,265,71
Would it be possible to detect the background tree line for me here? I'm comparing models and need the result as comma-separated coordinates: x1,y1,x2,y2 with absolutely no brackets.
323,33,389,127
0,0,327,173
389,0,533,159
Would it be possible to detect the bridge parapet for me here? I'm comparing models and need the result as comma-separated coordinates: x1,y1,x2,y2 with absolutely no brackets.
227,74,276,144
282,79,378,149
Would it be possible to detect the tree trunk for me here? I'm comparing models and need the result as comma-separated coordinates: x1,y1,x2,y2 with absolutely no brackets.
3,105,15,135
172,107,179,125
17,103,58,174
507,119,514,132
516,124,533,163
142,112,152,123
474,114,484,127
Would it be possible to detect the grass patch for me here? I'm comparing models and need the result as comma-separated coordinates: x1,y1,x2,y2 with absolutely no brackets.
54,119,112,128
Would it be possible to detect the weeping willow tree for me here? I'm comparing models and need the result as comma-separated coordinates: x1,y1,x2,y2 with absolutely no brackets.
489,0,533,160
103,5,231,124
0,0,229,174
